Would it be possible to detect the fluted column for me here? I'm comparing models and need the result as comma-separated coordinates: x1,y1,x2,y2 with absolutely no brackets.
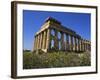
38,34,40,49
81,39,83,51
38,34,41,49
46,28,51,51
86,41,88,51
79,39,81,51
39,33,42,49
61,32,64,50
33,36,36,50
35,36,37,49
69,35,71,51
44,30,47,49
41,32,43,49
88,43,91,51
78,39,80,51
74,37,77,51
66,33,69,51
77,38,80,52
42,30,46,49
42,32,44,49
84,40,85,51
87,41,89,50
54,29,59,50
36,35,39,49
35,35,37,49
70,35,73,51
83,40,85,51
84,40,86,51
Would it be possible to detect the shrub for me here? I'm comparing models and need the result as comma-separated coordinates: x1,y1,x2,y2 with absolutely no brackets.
23,52,33,69
80,52,91,66
23,51,91,69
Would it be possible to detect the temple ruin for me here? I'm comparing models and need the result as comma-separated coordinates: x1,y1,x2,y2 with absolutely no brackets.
33,17,91,52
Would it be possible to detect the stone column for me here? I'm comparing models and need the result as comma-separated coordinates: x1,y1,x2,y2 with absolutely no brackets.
66,33,69,51
80,39,82,51
46,28,51,52
87,43,88,51
42,30,46,49
77,38,80,52
54,29,59,50
36,35,39,49
82,40,84,51
38,34,40,49
79,39,81,51
42,32,44,49
44,30,47,49
33,36,36,50
39,33,42,49
35,36,37,49
41,32,43,49
38,34,41,49
84,40,86,51
84,40,85,51
86,42,88,51
70,35,73,51
61,32,64,50
81,39,83,52
74,37,77,52
35,35,37,50
88,44,90,51
69,35,71,51
83,40,85,51
79,39,81,52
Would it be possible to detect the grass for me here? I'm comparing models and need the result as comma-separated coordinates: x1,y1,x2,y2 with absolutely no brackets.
23,50,91,69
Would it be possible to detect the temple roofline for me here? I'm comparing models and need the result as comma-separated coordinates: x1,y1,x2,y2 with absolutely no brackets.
45,17,61,25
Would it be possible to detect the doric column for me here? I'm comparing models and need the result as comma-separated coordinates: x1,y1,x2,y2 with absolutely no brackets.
38,34,41,49
83,40,85,51
74,37,77,52
70,35,73,51
86,41,87,51
88,43,90,51
35,35,37,49
79,39,81,51
44,30,47,49
54,29,59,50
61,32,64,50
84,40,85,51
42,30,46,49
39,33,42,49
41,32,43,49
36,35,39,49
77,38,80,52
66,33,69,51
69,35,71,51
82,39,84,51
33,36,36,50
42,32,44,49
86,41,88,51
84,40,86,51
46,28,51,51
80,39,82,51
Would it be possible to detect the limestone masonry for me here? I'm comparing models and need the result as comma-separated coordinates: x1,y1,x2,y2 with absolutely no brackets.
33,17,91,52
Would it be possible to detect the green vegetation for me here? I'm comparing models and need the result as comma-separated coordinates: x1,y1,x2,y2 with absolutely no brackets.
23,50,91,69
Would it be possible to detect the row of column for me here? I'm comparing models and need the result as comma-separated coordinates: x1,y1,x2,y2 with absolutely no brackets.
50,28,91,52
33,28,91,52
33,28,51,52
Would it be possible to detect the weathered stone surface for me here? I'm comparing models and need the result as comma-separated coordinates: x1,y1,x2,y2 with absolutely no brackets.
33,17,91,52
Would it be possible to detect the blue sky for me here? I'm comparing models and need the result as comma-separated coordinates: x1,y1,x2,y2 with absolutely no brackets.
23,10,91,50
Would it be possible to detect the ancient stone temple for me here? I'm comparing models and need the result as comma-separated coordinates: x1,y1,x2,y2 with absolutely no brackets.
33,17,91,52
